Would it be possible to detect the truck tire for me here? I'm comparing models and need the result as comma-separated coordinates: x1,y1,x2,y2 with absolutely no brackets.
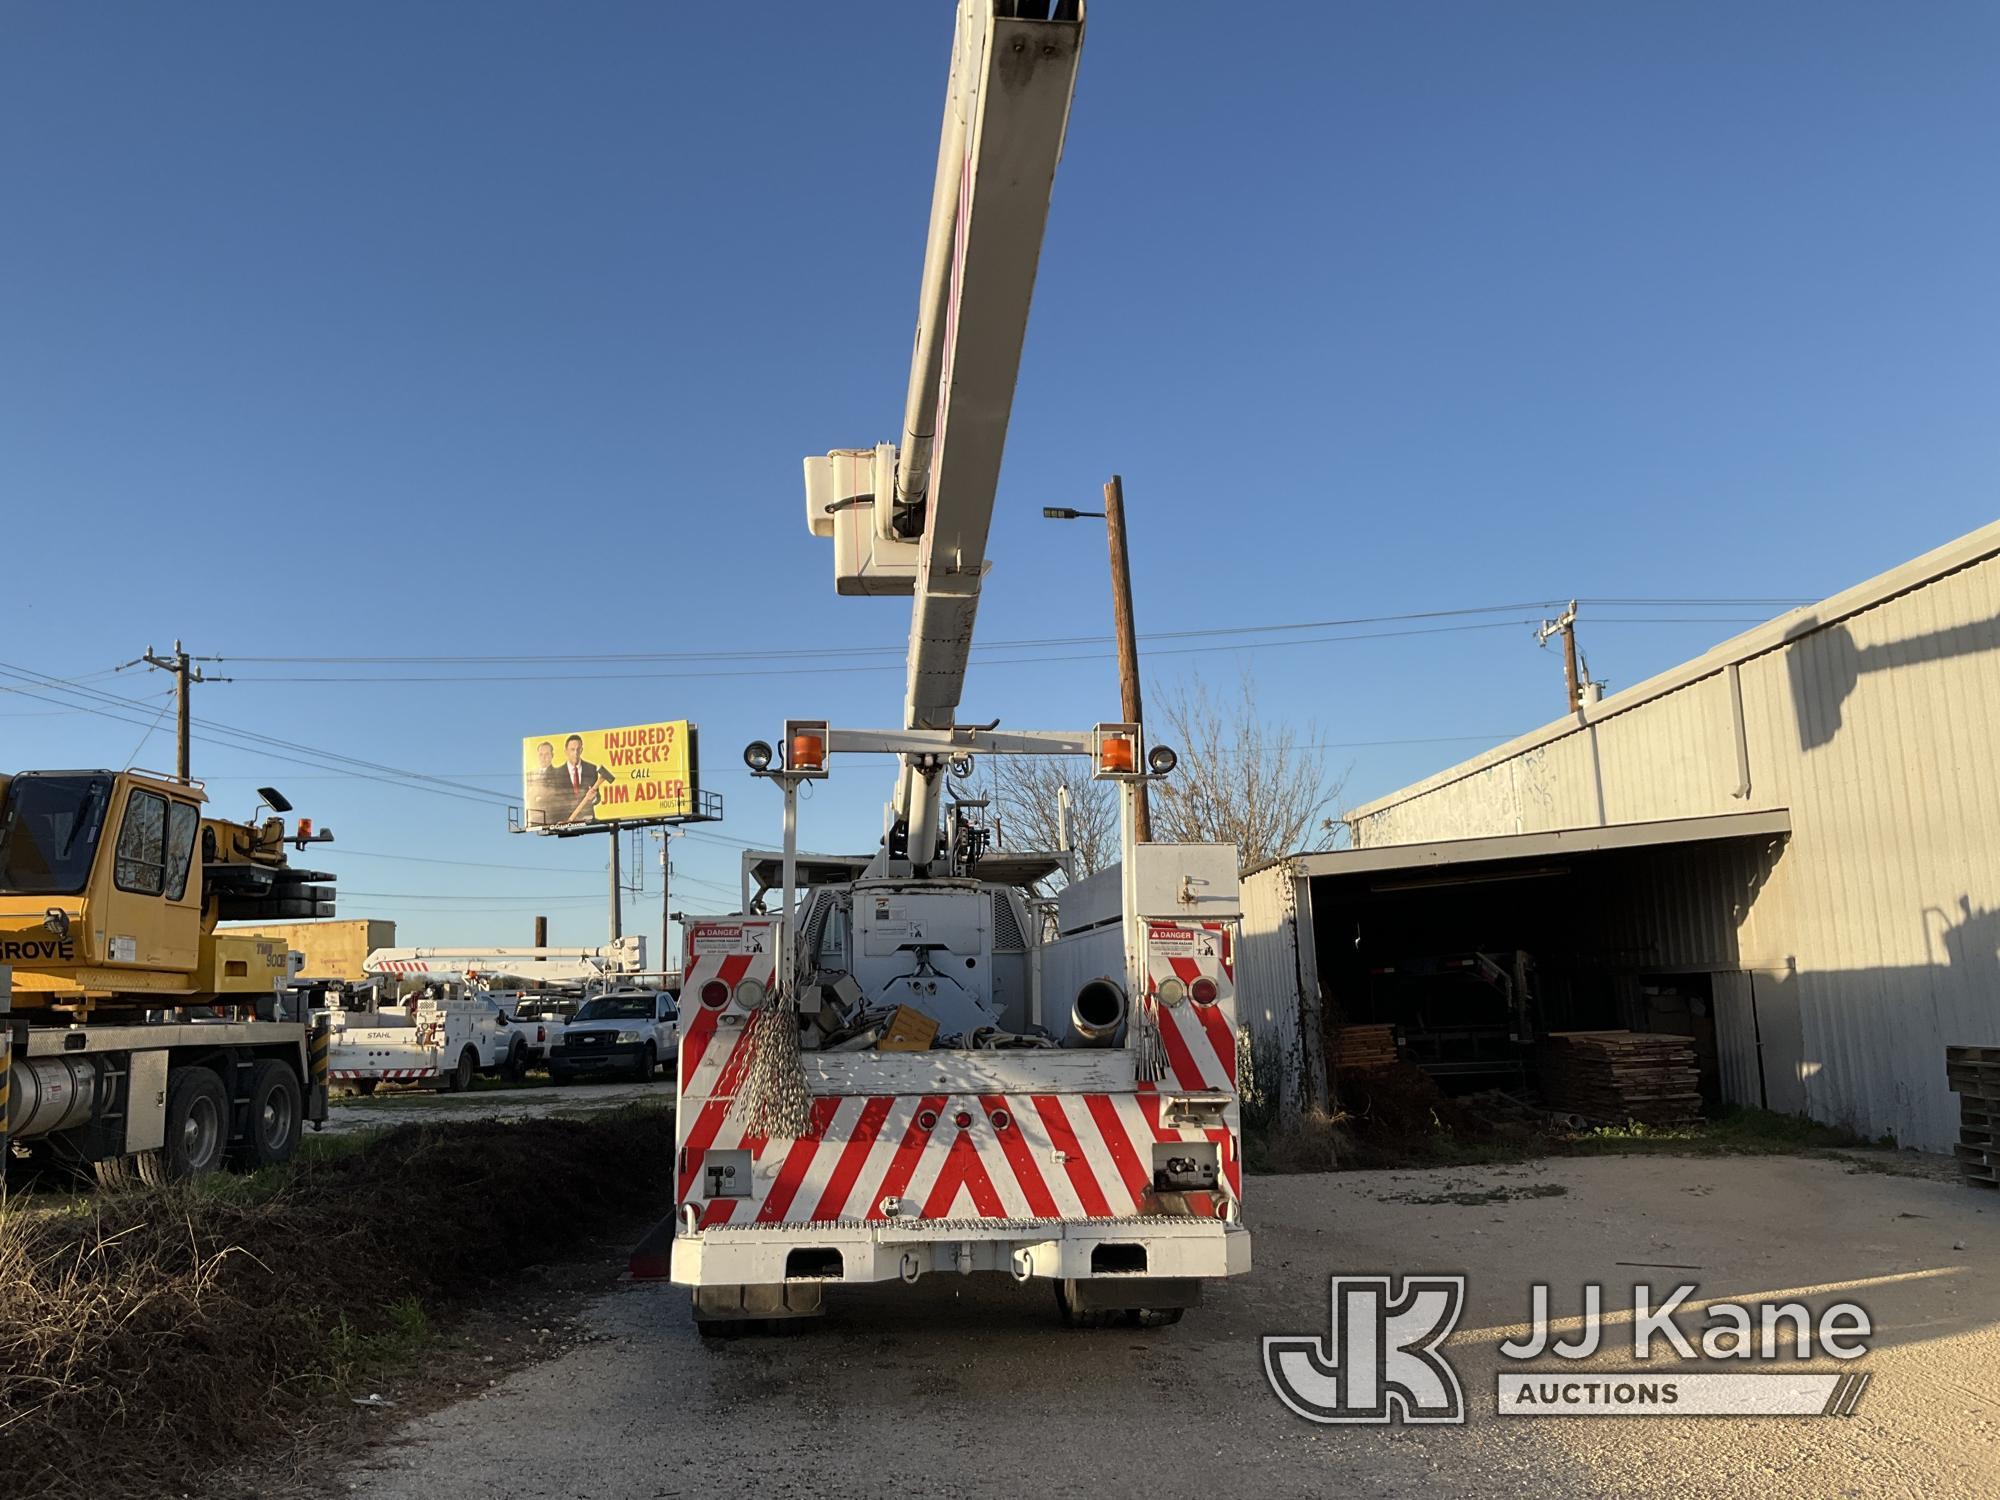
1053,1279,1116,1330
152,1067,230,1180
635,1042,657,1083
503,1040,529,1084
237,1060,303,1169
445,1047,477,1093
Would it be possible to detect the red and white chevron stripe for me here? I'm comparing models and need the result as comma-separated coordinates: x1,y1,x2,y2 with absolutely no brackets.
1143,920,1240,1095
674,916,1242,1235
679,921,780,1098
330,1067,437,1081
681,1083,1241,1230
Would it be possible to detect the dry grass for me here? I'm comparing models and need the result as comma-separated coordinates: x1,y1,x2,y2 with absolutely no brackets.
0,1108,676,1500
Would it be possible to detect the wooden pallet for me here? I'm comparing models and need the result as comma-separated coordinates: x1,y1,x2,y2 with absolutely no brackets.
1333,1023,1399,1072
1538,1030,1702,1127
1945,1046,2000,1188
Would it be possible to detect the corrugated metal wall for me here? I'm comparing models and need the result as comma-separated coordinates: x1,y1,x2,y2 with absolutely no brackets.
1349,546,2000,1152
1239,865,1327,1123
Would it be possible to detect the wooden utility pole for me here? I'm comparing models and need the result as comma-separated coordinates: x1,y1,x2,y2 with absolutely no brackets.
1102,475,1151,841
1535,602,1582,714
139,641,226,782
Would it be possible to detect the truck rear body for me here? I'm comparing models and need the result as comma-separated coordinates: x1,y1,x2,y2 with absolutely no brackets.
660,862,1250,1305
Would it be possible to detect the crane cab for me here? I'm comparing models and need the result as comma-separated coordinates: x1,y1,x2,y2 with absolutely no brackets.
0,769,329,1012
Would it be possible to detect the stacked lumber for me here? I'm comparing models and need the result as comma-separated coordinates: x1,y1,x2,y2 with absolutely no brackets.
1334,1023,1400,1072
1946,1045,2000,1191
1538,1030,1701,1127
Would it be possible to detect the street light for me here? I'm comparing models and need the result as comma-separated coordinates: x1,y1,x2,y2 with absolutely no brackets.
1044,475,1150,841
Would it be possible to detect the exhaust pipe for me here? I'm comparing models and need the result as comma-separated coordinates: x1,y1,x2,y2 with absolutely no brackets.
1070,978,1127,1048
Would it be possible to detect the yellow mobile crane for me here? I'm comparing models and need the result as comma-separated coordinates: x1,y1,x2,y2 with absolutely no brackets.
0,768,336,1185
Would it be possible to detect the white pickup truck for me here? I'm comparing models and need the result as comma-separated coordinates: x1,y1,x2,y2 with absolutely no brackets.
546,988,678,1085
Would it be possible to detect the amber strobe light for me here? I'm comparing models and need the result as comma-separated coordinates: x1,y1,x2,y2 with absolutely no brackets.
784,719,830,777
1092,722,1144,780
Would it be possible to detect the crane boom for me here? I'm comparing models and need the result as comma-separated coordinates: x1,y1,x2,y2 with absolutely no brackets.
802,0,1084,867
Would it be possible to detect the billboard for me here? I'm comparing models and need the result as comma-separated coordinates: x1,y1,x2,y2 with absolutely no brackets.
520,721,698,829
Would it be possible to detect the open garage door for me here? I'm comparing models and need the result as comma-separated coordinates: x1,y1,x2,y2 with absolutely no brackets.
1241,809,1793,1115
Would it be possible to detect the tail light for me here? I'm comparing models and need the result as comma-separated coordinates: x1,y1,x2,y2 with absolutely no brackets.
1190,976,1219,1005
700,979,730,1008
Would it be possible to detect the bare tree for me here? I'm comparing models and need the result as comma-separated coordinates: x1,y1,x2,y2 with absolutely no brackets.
1149,674,1349,869
975,754,1117,883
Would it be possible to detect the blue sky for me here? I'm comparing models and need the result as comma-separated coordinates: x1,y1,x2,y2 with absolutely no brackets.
4,1,1995,957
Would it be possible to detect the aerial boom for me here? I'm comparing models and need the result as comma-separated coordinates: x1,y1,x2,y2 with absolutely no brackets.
803,0,1084,866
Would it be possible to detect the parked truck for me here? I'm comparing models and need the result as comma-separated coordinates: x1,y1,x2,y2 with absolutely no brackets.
0,770,335,1185
325,975,531,1092
631,0,1251,1332
547,982,678,1084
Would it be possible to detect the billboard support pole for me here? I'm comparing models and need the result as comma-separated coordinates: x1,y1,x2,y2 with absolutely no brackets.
607,826,623,942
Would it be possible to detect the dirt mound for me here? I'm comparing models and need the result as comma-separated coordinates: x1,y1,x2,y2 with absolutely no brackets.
0,1109,676,1500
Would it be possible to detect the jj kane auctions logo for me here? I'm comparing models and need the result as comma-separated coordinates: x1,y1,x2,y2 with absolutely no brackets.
1265,1276,1873,1422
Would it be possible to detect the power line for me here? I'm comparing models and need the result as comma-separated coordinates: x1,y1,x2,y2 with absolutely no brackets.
333,847,611,876
0,661,513,807
208,596,1810,666
206,614,1782,685
204,619,1544,684
339,889,626,903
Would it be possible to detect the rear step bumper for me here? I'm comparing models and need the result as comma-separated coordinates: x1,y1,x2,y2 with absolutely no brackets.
645,1215,1251,1287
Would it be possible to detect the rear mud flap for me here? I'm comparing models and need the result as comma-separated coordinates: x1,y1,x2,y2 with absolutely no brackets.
693,1282,826,1322
1062,1276,1203,1314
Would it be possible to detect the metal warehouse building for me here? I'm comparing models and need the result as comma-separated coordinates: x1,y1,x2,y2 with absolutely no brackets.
1242,520,2000,1152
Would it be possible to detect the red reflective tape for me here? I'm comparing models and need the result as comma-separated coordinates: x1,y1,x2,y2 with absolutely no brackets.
1194,1001,1239,1087
759,1098,841,1223
1084,1094,1150,1210
866,1094,949,1220
980,1093,1060,1218
1156,1005,1214,1092
699,1197,738,1229
678,1003,719,1092
1167,955,1202,984
675,1097,731,1202
809,1095,896,1222
717,953,753,988
1030,1094,1112,1218
919,1130,1008,1220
